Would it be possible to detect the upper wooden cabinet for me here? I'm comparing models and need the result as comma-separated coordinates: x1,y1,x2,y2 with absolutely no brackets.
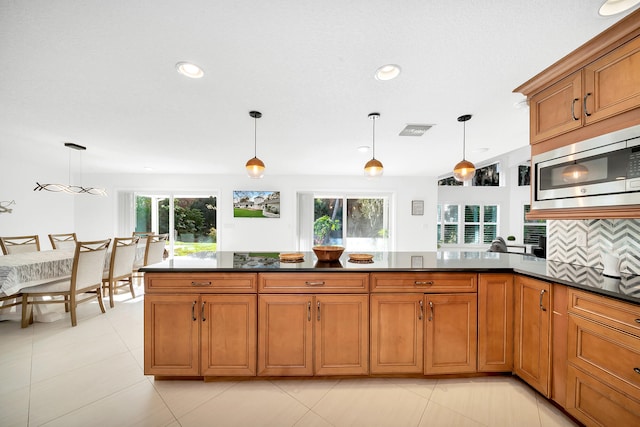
516,10,640,153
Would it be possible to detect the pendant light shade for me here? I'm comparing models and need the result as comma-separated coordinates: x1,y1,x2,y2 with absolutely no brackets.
246,110,265,179
364,112,383,177
562,161,589,183
453,114,476,182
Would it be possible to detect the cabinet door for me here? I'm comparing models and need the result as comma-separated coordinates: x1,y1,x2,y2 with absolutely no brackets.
201,294,257,376
530,71,583,143
514,276,552,397
257,295,313,376
584,36,640,125
425,294,477,374
478,274,513,372
315,294,369,375
370,294,424,374
144,295,200,376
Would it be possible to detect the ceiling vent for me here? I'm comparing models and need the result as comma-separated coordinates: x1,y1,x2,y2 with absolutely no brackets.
399,124,433,136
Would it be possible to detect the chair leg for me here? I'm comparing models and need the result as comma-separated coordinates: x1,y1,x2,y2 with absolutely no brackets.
64,295,70,312
96,286,106,314
21,295,32,328
70,302,77,327
128,277,135,299
108,280,115,308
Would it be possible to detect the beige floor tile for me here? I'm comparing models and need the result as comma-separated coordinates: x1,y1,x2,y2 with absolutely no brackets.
0,385,29,427
0,344,32,393
177,380,309,427
293,410,335,427
151,379,237,419
272,378,340,408
537,395,580,427
381,377,438,399
312,378,428,427
419,400,484,427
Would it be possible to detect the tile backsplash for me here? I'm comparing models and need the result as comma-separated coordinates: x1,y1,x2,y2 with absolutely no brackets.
547,219,640,275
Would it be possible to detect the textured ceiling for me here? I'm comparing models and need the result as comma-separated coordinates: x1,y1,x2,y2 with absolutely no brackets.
0,0,637,177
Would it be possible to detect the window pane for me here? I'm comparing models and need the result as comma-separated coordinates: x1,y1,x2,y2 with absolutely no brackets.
524,225,546,245
464,225,480,244
464,205,480,222
346,198,385,238
484,225,497,243
437,205,441,222
444,205,459,222
472,163,500,186
443,225,458,244
314,198,343,245
173,196,217,258
484,206,498,223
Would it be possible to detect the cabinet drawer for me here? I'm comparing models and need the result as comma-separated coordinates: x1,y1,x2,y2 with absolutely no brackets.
568,288,640,336
145,273,257,293
566,365,640,426
371,272,476,293
568,313,640,399
258,273,369,293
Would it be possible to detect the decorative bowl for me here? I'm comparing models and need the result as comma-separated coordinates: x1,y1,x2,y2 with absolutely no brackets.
312,245,345,262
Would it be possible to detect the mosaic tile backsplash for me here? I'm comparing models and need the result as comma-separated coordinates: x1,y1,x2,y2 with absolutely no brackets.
547,219,640,275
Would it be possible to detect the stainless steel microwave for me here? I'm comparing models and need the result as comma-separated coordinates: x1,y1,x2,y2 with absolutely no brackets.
531,124,640,210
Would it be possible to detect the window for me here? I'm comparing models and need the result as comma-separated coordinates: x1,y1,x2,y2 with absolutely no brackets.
308,195,390,252
438,162,500,186
518,165,530,186
438,203,499,245
523,204,546,245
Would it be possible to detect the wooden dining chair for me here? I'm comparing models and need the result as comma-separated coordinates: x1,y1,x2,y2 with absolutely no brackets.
19,239,111,327
0,235,40,255
49,233,78,250
102,236,139,308
132,234,168,285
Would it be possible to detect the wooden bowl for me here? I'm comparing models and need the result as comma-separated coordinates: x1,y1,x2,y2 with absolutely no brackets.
312,245,345,262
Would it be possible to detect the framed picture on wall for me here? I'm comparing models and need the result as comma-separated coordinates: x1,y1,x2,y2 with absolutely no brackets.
233,190,281,218
411,200,424,216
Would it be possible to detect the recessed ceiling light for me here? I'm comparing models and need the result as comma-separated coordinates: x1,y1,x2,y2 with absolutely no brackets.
175,62,204,79
375,64,401,81
598,0,640,16
358,145,370,153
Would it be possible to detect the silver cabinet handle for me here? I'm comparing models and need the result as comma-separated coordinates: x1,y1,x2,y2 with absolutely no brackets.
583,93,592,117
415,281,434,286
634,368,640,374
201,302,206,321
305,281,325,286
419,300,424,320
428,300,434,321
635,319,640,324
191,281,212,287
539,289,547,311
571,98,579,121
307,302,311,321
317,301,321,321
191,301,197,321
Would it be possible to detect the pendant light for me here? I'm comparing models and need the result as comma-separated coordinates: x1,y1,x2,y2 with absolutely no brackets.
453,114,476,182
364,112,383,177
562,161,589,183
34,142,107,196
246,111,265,179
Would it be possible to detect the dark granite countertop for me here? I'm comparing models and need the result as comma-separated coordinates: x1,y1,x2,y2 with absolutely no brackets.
140,251,640,305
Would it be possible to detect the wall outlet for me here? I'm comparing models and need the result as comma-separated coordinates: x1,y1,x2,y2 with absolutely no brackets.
576,231,587,247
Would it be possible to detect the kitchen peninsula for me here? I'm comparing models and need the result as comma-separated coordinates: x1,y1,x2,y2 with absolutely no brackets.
142,251,640,424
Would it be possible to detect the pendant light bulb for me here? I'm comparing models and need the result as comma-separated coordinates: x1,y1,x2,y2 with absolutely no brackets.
453,114,476,182
246,111,265,179
364,112,383,177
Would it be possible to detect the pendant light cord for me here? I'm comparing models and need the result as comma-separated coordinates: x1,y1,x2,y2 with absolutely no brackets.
462,120,466,160
253,116,257,158
372,117,376,159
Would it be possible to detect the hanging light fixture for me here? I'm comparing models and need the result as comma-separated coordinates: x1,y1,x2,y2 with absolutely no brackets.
34,142,107,196
364,112,383,177
562,161,589,183
246,111,265,179
453,114,476,182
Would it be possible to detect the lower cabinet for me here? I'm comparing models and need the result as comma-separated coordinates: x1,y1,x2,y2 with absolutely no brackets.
477,274,513,372
514,275,552,397
257,294,369,376
144,294,257,376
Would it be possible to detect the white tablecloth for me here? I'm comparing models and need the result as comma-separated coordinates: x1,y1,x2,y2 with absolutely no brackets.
0,249,74,296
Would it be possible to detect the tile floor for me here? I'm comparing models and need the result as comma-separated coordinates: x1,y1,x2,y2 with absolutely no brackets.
0,288,580,427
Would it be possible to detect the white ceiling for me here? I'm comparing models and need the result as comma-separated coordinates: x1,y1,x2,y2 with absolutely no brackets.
1,1,637,177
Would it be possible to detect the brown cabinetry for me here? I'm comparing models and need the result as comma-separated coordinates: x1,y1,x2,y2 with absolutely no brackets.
478,274,513,372
257,273,369,376
144,273,258,377
514,275,552,397
566,289,640,425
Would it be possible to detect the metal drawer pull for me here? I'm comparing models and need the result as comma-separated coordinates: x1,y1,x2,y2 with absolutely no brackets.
571,98,579,121
583,93,592,117
191,281,212,286
634,368,640,374
635,319,640,324
201,302,206,321
191,301,197,321
317,301,321,321
305,281,325,286
539,289,547,311
419,300,424,320
428,300,434,321
415,281,434,286
307,302,311,321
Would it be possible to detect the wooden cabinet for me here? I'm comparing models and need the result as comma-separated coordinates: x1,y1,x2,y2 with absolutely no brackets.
478,274,513,372
425,293,477,374
257,273,369,376
551,284,569,407
370,293,424,374
514,275,552,397
566,289,640,426
144,273,258,377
